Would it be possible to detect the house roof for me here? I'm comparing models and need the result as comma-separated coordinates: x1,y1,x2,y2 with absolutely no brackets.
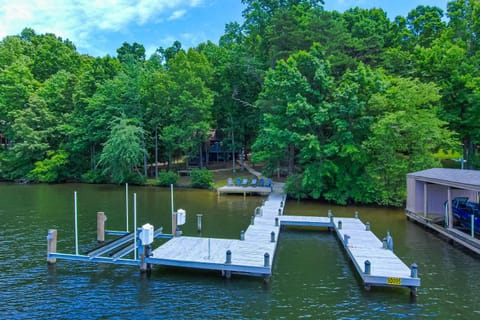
407,168,480,192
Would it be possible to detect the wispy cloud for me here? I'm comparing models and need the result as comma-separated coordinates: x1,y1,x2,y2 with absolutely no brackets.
0,0,205,54
168,9,187,21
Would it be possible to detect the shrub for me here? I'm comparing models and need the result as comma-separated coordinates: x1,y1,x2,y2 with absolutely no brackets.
157,171,178,186
190,169,213,189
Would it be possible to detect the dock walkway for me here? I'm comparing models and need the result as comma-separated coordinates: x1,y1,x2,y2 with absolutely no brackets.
147,190,420,292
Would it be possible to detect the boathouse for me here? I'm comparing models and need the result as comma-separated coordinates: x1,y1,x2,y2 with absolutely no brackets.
406,168,480,253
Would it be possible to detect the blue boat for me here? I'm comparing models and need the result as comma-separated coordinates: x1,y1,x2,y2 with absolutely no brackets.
449,197,480,233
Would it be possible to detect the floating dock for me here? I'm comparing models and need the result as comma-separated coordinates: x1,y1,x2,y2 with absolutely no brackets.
47,187,420,294
217,185,272,197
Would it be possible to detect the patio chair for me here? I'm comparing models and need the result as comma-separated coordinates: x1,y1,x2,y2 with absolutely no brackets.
258,178,265,187
242,178,248,187
235,178,241,186
227,177,233,186
251,178,257,187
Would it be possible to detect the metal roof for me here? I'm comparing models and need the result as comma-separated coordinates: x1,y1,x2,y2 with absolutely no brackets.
407,168,480,191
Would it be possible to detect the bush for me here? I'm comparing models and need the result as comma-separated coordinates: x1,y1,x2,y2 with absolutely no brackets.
157,171,178,186
190,169,213,189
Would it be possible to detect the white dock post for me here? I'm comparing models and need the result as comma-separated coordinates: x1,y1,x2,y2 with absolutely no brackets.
125,183,129,232
264,253,270,267
240,230,245,240
365,222,370,231
251,215,255,225
364,260,371,275
74,191,79,256
225,250,232,264
471,214,475,238
354,211,359,219
410,263,418,278
46,229,57,264
97,212,106,244
134,193,137,260
197,214,203,232
410,263,419,296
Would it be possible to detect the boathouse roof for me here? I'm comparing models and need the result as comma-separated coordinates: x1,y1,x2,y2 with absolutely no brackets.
407,168,480,192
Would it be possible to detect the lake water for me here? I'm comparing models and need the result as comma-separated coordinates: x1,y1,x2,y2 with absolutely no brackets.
1,183,479,319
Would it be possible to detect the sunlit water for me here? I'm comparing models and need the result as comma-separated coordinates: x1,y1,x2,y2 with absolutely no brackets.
1,183,479,319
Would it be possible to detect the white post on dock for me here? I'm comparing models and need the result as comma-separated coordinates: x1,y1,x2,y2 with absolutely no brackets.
74,191,79,256
97,212,106,243
471,214,475,238
197,214,203,232
125,183,129,232
170,184,176,236
134,193,137,260
46,229,57,264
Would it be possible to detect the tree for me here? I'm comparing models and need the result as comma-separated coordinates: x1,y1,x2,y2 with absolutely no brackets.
364,77,456,206
98,118,145,184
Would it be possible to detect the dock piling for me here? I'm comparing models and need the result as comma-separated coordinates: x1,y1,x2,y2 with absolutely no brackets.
97,212,107,244
46,229,57,264
338,220,342,230
278,208,281,215
251,215,255,225
365,222,370,231
364,260,371,275
197,214,203,232
225,250,232,264
410,263,418,278
344,234,350,246
275,217,279,227
354,211,359,219
271,231,275,243
264,253,270,267
240,230,245,241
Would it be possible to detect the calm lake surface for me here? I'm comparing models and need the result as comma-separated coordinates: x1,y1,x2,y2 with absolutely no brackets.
1,182,479,319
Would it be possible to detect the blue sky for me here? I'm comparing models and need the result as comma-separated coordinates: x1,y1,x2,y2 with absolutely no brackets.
0,0,448,58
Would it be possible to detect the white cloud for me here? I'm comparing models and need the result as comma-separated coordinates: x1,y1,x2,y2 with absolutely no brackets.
0,0,205,54
168,9,186,21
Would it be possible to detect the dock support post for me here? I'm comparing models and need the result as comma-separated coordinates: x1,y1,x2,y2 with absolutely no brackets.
364,260,371,275
354,211,359,219
46,229,57,264
410,263,418,296
251,215,255,225
280,201,283,208
197,214,203,233
328,209,332,217
338,220,342,230
264,253,270,268
240,230,245,240
97,212,106,244
225,250,232,264
344,234,350,246
275,217,279,227
410,263,418,278
271,231,275,243
365,222,370,231
471,214,475,238
278,208,281,215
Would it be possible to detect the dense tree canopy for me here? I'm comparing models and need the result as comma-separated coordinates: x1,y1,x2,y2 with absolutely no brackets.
1,0,478,206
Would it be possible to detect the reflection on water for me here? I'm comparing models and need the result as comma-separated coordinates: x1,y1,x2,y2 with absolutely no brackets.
1,183,480,319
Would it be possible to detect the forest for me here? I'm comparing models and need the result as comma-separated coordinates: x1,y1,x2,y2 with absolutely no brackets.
0,0,479,206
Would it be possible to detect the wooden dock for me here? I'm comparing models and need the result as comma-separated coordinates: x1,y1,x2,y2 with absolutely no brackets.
217,185,272,196
47,186,420,293
146,192,420,292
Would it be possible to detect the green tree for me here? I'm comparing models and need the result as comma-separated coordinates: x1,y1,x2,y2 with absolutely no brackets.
98,118,145,184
